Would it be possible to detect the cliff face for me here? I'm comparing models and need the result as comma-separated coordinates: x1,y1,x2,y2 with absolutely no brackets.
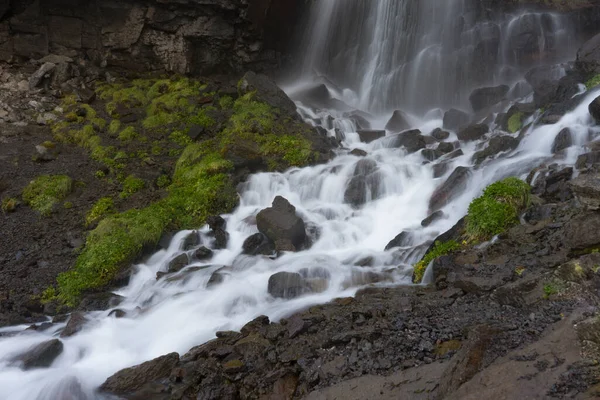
0,0,306,74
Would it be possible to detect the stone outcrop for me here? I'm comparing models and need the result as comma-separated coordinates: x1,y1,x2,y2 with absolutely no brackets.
0,0,307,74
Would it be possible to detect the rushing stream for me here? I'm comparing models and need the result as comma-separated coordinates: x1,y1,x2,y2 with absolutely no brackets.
0,1,599,399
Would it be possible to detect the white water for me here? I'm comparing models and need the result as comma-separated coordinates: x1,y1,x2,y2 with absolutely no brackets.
1,2,599,399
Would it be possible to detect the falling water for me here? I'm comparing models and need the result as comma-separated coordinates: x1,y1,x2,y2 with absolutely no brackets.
0,1,598,399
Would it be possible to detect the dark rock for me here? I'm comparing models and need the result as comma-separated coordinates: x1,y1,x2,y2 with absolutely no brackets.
429,167,472,212
385,110,411,132
552,128,573,153
445,149,464,160
570,173,600,210
212,229,229,249
293,84,352,111
421,149,443,161
576,151,600,169
194,246,213,260
158,232,175,250
576,32,600,75
491,276,539,308
207,269,226,288
437,142,454,154
385,231,413,250
242,233,275,256
421,210,445,227
168,253,189,273
589,95,600,124
457,124,489,142
256,196,306,250
433,163,450,178
346,112,371,130
29,62,56,90
60,312,87,338
508,80,533,99
108,309,126,318
390,129,427,153
350,148,367,157
431,128,450,141
344,159,382,207
443,109,470,131
469,85,509,112
187,124,206,141
576,317,600,345
182,231,200,250
206,215,226,231
472,135,520,165
100,353,179,394
357,130,385,143
15,339,63,370
77,292,123,312
238,72,297,117
525,64,565,106
563,212,600,250
267,272,310,299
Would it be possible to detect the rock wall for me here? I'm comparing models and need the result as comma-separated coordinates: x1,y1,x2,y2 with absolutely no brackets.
0,0,307,75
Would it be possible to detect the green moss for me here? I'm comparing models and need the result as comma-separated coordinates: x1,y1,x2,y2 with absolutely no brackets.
108,119,121,136
63,201,73,209
585,74,600,90
118,126,138,142
86,197,115,227
41,141,55,149
507,112,523,134
543,283,558,298
156,174,171,188
413,240,460,283
120,175,145,199
1,197,18,213
219,95,234,109
22,175,73,216
169,130,193,147
466,177,530,241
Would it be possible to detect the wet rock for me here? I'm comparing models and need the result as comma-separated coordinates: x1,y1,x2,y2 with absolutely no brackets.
346,112,371,130
78,292,124,312
433,163,450,178
29,62,56,90
509,80,533,99
60,312,87,338
576,151,600,169
100,352,179,394
429,167,471,212
421,149,443,161
206,215,226,231
350,148,367,157
344,159,382,207
472,135,520,165
242,233,275,256
168,253,189,273
437,142,454,154
552,128,573,153
421,210,445,227
212,229,229,249
268,272,310,299
390,129,426,153
589,95,600,124
431,128,450,141
563,212,600,250
182,231,200,250
194,246,213,260
207,269,226,288
238,72,298,117
469,85,509,112
457,124,489,142
525,64,565,107
576,31,600,75
571,173,600,210
357,130,385,143
257,196,307,250
15,339,63,370
385,231,413,250
443,108,470,131
385,110,411,132
109,309,126,318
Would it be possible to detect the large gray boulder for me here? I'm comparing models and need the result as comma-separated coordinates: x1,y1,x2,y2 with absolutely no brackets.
344,159,382,207
472,135,520,165
14,339,64,370
429,167,472,212
576,32,600,75
457,124,489,142
469,85,509,112
256,196,307,251
443,108,470,131
385,110,411,132
390,129,427,153
100,353,180,394
590,95,600,124
268,272,311,299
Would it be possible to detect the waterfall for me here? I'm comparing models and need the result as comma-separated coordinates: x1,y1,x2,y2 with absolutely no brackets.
295,0,579,114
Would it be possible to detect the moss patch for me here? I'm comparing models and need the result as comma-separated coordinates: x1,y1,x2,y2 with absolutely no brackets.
1,197,18,213
86,197,115,227
586,74,600,90
22,175,73,216
466,177,530,241
413,240,460,284
120,175,145,199
507,112,523,134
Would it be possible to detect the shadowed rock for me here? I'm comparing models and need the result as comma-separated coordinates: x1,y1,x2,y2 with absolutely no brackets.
268,272,310,299
257,197,306,251
15,339,64,370
429,167,471,212
385,110,411,132
469,85,509,112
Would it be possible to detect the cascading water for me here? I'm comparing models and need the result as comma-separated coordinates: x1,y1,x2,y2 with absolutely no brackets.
0,1,599,399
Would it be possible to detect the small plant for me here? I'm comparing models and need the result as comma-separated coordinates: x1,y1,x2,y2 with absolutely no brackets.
86,197,115,227
1,197,18,213
413,240,460,283
120,175,145,199
515,266,526,276
41,141,56,149
108,120,121,136
507,112,523,133
63,201,73,209
22,175,73,216
118,126,138,142
40,287,57,304
95,170,106,179
156,174,171,188
219,95,234,109
543,283,558,299
586,74,600,90
466,177,530,241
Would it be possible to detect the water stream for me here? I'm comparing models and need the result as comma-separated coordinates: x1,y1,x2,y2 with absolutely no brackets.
0,1,598,399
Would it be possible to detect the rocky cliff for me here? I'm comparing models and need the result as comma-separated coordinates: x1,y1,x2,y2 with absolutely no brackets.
0,0,306,74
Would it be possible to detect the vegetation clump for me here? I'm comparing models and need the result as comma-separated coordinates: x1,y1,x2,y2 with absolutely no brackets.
22,175,73,216
466,177,530,241
86,197,115,227
413,240,460,284
585,74,600,90
507,112,523,133
120,175,145,199
1,197,18,213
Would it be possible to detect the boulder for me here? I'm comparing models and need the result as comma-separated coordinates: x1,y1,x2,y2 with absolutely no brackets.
421,149,443,161
194,246,213,260
508,80,533,100
242,232,275,256
429,167,472,212
385,110,411,132
267,272,310,299
344,159,382,207
350,148,367,157
570,173,600,210
437,142,454,154
206,215,226,231
256,196,306,251
457,124,489,142
443,109,470,131
238,72,298,117
563,212,600,250
384,231,413,250
60,312,87,338
472,135,520,165
576,32,600,75
15,339,64,370
100,353,180,394
524,64,565,107
292,84,352,111
576,151,600,169
182,231,200,250
390,129,427,153
421,210,445,227
29,62,56,90
469,85,509,112
168,253,189,273
346,112,371,130
431,128,450,141
589,95,600,124
207,269,226,288
551,128,572,153
357,130,385,143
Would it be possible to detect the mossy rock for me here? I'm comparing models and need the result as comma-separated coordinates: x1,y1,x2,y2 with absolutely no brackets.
22,175,73,216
